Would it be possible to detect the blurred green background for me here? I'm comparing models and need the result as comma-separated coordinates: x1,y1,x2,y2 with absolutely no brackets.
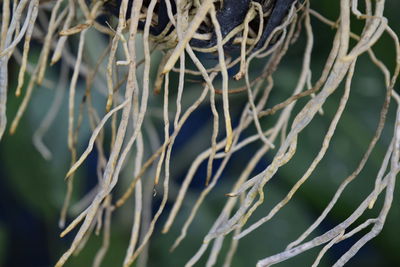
1,2,400,267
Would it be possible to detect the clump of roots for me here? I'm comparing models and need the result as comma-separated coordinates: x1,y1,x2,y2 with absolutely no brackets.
0,0,399,267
